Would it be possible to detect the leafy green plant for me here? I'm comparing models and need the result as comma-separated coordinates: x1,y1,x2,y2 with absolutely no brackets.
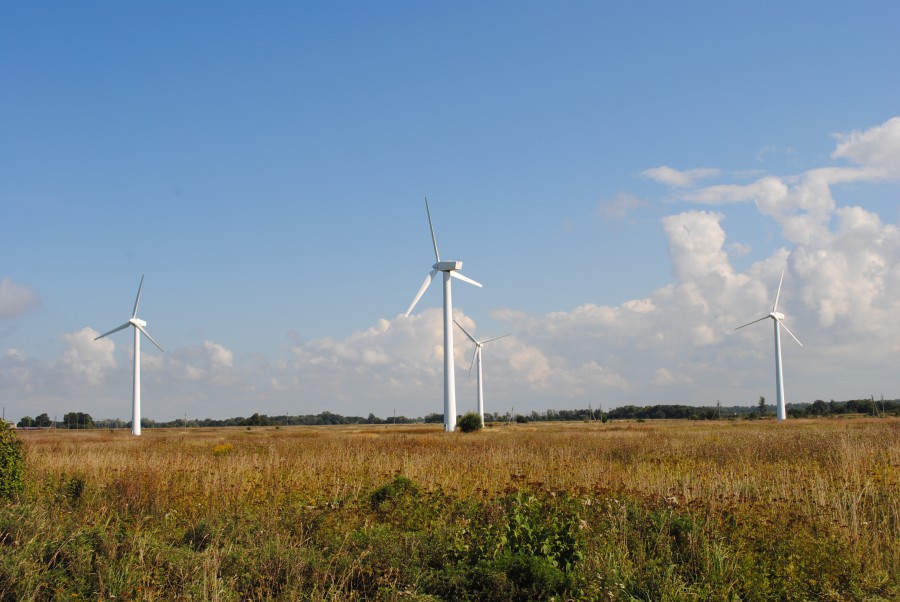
503,491,583,572
63,474,86,506
0,422,24,500
370,474,419,510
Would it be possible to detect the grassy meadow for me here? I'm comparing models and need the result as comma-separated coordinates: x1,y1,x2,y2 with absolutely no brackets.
1,418,897,600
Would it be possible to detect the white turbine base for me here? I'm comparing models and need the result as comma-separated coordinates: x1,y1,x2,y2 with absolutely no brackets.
133,325,141,436
443,272,457,432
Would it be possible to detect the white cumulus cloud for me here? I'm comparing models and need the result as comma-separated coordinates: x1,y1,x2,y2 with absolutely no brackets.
0,277,41,320
596,192,648,220
642,166,721,188
204,341,234,370
832,116,900,177
58,327,117,386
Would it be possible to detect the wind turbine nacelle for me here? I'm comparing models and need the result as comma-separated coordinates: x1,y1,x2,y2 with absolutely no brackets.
130,318,147,327
770,312,784,321
434,260,463,272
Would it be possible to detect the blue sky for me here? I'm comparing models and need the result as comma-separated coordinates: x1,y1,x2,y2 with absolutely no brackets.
2,2,899,422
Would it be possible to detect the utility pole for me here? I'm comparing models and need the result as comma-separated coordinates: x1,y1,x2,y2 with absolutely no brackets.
716,400,721,420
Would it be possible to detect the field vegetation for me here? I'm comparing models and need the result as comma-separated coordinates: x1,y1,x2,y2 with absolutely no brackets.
1,418,897,600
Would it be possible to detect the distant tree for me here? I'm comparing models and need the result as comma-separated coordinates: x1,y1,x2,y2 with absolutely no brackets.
515,414,528,424
483,412,500,423
697,408,717,421
17,416,34,428
846,399,875,415
34,413,52,427
758,396,767,416
458,412,483,433
239,413,271,427
318,411,343,425
809,400,828,416
63,412,94,429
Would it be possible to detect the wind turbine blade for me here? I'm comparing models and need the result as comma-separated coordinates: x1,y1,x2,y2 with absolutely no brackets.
468,348,478,376
734,315,770,330
772,270,785,313
449,271,482,288
132,275,145,319
454,319,478,344
424,197,440,263
135,323,164,352
95,322,131,340
777,319,803,347
404,270,437,317
482,334,511,345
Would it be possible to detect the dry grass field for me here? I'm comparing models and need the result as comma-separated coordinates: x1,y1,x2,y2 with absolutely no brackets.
2,418,898,600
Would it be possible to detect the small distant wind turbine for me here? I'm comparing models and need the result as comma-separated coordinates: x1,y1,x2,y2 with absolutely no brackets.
735,270,802,421
95,275,163,436
454,319,509,424
404,198,482,432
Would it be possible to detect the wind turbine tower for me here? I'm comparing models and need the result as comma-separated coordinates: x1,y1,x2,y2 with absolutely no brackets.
454,319,508,424
405,198,482,432
735,271,803,421
95,275,164,435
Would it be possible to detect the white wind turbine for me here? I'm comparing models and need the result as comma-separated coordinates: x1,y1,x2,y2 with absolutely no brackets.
404,198,482,432
95,275,163,436
454,319,509,425
735,270,803,421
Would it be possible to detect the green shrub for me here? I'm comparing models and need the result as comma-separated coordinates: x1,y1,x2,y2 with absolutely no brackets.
370,475,418,508
0,422,24,500
497,551,566,600
63,475,86,506
503,491,583,572
458,412,483,433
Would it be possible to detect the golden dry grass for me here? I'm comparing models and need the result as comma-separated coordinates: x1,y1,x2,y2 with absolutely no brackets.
21,418,899,523
9,417,900,600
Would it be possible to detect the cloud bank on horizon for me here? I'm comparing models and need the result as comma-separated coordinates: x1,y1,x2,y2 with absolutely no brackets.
2,117,899,421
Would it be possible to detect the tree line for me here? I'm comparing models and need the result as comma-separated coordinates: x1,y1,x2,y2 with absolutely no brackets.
15,397,897,430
